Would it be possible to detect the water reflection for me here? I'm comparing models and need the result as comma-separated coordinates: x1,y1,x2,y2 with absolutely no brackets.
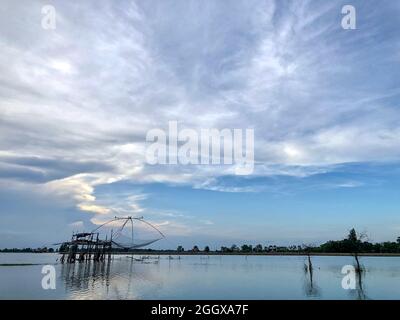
355,270,367,300
60,256,163,299
351,262,368,300
303,256,320,298
1,253,399,299
61,259,110,298
61,259,112,294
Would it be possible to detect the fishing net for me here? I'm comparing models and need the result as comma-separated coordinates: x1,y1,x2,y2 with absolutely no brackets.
92,217,165,249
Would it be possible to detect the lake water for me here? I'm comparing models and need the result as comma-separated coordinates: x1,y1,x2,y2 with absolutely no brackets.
1,253,400,299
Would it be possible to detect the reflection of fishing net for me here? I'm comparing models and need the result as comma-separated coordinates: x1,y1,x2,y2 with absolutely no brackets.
92,217,165,249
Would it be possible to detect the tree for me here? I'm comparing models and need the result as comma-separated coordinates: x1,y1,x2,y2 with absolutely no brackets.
346,228,368,273
254,244,263,252
192,245,199,252
59,243,68,253
241,244,252,252
177,246,184,252
204,246,210,252
348,228,358,242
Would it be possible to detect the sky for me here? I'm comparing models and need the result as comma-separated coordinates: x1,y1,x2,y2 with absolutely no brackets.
0,0,400,249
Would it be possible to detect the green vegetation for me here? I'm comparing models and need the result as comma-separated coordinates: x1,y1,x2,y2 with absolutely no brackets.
0,247,54,253
192,229,400,254
2,229,400,254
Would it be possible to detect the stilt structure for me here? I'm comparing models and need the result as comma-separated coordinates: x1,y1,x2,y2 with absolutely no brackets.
60,232,112,264
57,216,165,264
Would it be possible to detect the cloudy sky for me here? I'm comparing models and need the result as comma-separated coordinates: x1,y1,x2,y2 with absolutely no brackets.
1,0,400,249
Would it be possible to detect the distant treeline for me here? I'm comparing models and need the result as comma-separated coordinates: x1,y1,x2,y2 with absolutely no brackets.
0,247,55,253
2,229,400,254
175,229,400,254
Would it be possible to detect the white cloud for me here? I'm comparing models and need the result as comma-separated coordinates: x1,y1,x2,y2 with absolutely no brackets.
1,1,399,240
78,204,110,215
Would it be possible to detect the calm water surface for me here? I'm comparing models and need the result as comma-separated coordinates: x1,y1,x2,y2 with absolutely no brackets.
1,253,400,299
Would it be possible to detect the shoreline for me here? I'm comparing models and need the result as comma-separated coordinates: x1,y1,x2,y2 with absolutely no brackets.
3,251,400,257
120,251,400,257
80,251,400,257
